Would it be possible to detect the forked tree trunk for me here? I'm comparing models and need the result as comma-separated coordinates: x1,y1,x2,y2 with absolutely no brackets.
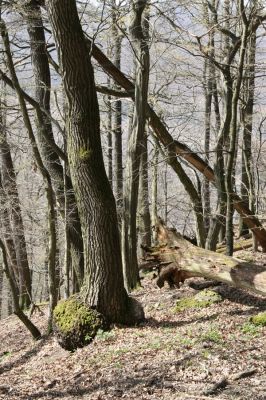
47,0,143,323
145,220,266,296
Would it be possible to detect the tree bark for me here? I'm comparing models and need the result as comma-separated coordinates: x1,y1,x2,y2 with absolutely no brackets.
47,0,143,323
25,1,84,288
0,83,31,308
239,31,256,240
122,0,150,290
138,129,151,254
111,2,123,219
151,137,159,244
1,18,58,329
144,220,266,296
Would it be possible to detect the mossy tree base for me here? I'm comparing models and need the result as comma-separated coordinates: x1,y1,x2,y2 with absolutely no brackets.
53,295,108,351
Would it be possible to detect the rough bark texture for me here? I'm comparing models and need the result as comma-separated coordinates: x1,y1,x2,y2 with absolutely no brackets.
25,1,84,288
144,220,266,296
122,0,150,290
47,0,143,323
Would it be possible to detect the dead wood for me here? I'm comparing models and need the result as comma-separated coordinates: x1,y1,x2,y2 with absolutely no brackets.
142,220,266,296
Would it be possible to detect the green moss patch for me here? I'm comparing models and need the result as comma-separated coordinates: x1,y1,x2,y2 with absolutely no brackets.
79,148,92,161
175,290,223,312
250,312,266,327
53,296,108,351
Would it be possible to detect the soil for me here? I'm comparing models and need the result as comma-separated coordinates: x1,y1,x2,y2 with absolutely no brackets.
0,249,265,400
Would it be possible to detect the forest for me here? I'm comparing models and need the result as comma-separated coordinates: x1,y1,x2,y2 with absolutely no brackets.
0,0,265,399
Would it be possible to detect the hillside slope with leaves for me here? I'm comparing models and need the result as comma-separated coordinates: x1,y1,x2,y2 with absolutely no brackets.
0,249,265,400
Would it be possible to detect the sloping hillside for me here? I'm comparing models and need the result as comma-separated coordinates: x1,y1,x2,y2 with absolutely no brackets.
0,251,265,400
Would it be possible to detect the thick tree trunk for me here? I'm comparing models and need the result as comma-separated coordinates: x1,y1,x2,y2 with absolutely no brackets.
47,0,143,323
144,220,266,296
25,1,84,288
90,42,266,251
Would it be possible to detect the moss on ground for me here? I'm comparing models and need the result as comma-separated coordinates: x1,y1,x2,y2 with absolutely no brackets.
53,295,108,351
250,312,266,327
175,290,223,312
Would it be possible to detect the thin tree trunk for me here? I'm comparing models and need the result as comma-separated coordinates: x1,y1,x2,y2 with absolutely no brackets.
122,0,150,290
225,16,248,255
239,32,256,239
112,2,123,219
107,77,113,188
138,129,151,254
0,239,41,339
0,84,31,308
151,137,159,244
1,19,58,330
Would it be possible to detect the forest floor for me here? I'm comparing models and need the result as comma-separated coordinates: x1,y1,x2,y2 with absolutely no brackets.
0,249,265,400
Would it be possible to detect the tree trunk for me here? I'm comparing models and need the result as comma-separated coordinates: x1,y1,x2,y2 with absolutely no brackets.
25,1,84,288
225,19,248,255
239,32,256,239
138,129,151,255
144,220,266,296
111,4,123,220
106,77,113,188
0,239,41,339
1,18,58,329
0,84,31,308
122,0,150,291
151,137,159,244
47,0,143,323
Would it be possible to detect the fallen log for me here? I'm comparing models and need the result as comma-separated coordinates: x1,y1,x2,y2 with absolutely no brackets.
143,221,266,296
216,238,253,253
